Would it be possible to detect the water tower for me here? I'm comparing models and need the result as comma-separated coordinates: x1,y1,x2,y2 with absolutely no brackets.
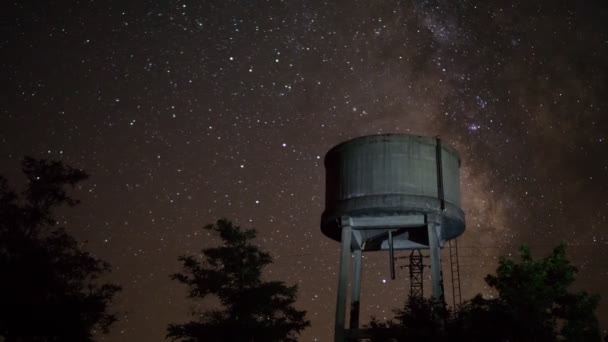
321,134,465,341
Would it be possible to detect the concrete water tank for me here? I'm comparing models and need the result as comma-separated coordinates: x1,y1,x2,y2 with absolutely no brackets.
321,134,465,245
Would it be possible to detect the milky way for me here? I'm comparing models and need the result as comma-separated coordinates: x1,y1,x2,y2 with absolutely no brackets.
1,1,607,340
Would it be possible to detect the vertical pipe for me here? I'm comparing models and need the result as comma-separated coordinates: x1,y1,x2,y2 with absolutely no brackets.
435,138,445,211
335,222,352,342
388,230,395,280
350,249,362,329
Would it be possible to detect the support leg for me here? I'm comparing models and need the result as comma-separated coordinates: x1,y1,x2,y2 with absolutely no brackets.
427,216,444,302
349,249,362,330
335,222,352,342
388,230,395,280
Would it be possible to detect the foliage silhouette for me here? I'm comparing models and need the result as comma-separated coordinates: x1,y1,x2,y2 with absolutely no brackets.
167,219,310,342
367,296,448,342
0,158,121,342
366,244,602,342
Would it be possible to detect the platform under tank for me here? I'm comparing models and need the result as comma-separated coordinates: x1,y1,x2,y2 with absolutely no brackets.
321,134,465,250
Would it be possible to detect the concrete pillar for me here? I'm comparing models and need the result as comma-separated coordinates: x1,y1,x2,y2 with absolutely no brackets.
334,220,352,342
388,230,395,280
349,249,362,329
427,215,444,302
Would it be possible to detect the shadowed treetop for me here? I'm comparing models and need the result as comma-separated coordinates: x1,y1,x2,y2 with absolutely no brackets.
0,158,121,342
167,219,310,342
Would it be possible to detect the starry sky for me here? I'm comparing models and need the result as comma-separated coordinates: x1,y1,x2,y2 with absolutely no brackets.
1,0,608,340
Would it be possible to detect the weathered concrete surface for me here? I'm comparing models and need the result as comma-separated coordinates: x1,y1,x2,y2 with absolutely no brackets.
321,134,465,244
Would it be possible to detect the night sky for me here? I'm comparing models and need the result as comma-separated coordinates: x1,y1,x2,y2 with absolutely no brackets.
2,1,608,341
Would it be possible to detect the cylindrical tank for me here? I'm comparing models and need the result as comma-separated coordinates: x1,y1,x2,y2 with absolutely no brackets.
321,134,465,242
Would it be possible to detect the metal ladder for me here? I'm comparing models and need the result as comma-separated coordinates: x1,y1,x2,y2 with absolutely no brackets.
448,239,462,307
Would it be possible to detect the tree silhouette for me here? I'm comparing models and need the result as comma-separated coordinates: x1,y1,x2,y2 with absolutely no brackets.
0,158,121,342
366,244,602,342
167,219,310,342
475,244,601,342
367,296,448,342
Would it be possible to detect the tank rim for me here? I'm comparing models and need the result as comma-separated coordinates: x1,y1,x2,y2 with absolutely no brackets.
324,133,461,166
